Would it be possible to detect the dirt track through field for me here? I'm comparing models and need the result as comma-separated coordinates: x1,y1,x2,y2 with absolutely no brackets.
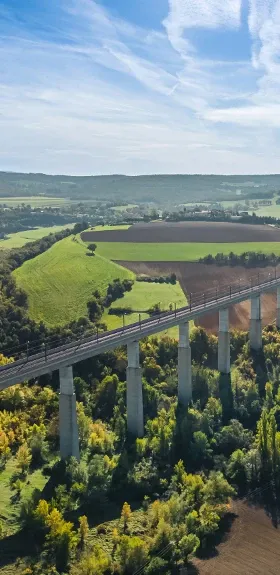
191,500,280,574
82,221,280,243
118,261,279,333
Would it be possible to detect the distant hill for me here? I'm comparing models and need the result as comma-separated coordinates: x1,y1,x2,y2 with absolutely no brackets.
1,171,280,205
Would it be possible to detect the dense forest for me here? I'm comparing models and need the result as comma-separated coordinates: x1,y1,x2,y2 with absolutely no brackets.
1,172,280,205
1,320,280,574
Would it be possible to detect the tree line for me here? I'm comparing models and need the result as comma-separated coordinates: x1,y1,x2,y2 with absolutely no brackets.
87,279,134,323
0,205,76,237
199,251,280,267
136,273,176,284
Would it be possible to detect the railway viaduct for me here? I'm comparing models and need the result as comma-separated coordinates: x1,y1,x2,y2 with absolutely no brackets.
1,274,280,462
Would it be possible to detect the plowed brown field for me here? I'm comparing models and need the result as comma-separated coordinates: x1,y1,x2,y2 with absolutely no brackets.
118,261,280,333
191,500,280,574
82,221,280,243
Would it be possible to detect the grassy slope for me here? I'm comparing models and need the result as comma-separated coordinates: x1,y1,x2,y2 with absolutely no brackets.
0,224,73,250
96,241,280,262
102,281,187,338
13,236,134,326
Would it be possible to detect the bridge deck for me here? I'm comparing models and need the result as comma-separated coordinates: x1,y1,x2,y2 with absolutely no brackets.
0,275,279,390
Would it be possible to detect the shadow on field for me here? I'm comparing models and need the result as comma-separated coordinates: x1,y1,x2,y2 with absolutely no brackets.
0,528,38,569
195,511,238,561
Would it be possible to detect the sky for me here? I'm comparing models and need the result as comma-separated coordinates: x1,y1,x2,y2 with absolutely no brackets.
1,0,280,175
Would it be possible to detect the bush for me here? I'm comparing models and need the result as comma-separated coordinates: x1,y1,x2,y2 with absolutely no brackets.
144,557,171,574
136,274,176,284
108,307,132,316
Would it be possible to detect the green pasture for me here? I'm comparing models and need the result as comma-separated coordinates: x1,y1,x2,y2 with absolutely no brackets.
95,241,280,262
0,224,73,250
13,236,134,326
250,204,280,217
0,196,68,207
102,281,187,338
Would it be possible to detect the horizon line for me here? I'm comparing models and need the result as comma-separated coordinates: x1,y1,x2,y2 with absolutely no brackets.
1,171,280,179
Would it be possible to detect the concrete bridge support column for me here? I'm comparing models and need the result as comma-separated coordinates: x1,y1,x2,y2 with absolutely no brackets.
59,366,80,461
218,309,230,374
250,295,262,350
277,287,280,330
178,322,192,406
126,341,144,437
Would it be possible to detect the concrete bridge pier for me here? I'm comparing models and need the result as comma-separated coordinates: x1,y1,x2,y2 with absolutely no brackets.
250,295,262,350
218,308,230,374
178,322,192,406
126,341,144,437
59,366,80,461
277,287,280,330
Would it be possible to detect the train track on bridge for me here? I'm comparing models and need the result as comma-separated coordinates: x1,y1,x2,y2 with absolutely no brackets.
0,270,280,390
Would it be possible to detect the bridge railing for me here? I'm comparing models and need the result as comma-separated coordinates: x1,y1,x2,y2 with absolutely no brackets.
0,268,279,364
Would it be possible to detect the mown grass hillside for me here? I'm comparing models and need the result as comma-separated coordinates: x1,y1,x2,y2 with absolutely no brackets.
13,236,134,326
96,241,280,261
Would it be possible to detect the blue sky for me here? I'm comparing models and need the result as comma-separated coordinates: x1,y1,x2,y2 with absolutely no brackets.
0,0,280,175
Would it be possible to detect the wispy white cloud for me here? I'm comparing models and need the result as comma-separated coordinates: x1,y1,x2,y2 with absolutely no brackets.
1,0,280,174
164,0,242,55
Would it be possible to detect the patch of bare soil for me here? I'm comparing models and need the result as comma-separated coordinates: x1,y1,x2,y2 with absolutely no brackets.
190,500,280,574
118,261,279,334
82,221,280,243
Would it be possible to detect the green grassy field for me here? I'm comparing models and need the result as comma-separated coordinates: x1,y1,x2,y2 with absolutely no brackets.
13,236,135,326
0,196,68,207
249,204,280,217
102,281,187,338
96,241,280,262
0,224,73,250
0,458,47,529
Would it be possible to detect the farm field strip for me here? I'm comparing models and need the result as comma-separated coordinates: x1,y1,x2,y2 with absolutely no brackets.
110,204,138,211
82,221,280,243
0,196,68,207
91,224,131,231
0,224,74,250
96,241,280,262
